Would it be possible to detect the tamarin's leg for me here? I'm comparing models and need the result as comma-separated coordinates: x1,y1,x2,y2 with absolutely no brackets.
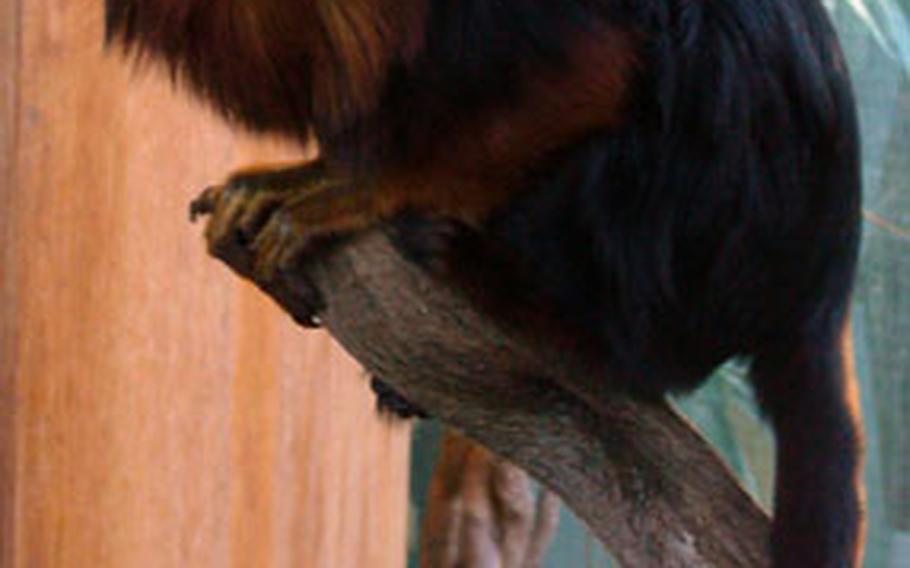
387,215,523,326
386,212,597,361
751,324,864,567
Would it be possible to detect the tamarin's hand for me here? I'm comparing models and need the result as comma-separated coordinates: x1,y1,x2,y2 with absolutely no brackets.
192,165,429,418
190,163,331,328
191,162,335,277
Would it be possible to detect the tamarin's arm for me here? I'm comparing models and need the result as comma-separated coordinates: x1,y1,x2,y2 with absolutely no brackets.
219,161,328,193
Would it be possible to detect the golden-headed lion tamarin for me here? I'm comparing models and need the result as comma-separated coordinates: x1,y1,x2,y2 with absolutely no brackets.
106,0,864,565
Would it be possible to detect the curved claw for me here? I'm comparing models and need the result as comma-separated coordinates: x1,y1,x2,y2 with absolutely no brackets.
189,185,223,222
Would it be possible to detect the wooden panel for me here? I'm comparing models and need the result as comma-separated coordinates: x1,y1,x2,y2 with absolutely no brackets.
0,0,21,563
0,1,410,566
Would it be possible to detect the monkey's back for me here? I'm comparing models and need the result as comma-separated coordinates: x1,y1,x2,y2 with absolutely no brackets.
478,0,861,393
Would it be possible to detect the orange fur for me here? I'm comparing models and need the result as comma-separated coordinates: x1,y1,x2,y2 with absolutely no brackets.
310,0,428,130
275,27,640,232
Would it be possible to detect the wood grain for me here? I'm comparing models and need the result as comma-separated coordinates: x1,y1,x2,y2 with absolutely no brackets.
0,0,21,564
0,1,410,566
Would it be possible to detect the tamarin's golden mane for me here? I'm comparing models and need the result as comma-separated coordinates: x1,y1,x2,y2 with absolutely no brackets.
105,0,426,141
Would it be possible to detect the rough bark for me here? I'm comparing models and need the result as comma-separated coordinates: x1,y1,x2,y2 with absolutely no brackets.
205,226,772,567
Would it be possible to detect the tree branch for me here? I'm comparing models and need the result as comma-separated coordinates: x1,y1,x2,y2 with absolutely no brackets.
209,227,772,567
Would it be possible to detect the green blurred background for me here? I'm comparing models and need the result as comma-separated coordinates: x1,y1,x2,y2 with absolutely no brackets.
408,0,910,565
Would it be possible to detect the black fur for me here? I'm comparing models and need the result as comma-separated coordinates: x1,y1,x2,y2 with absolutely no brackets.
370,377,429,420
396,1,864,564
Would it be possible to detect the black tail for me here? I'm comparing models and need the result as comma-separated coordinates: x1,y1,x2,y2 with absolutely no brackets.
752,321,865,567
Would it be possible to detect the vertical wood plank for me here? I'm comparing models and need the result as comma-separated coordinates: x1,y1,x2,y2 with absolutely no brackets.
1,1,410,566
0,0,21,564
